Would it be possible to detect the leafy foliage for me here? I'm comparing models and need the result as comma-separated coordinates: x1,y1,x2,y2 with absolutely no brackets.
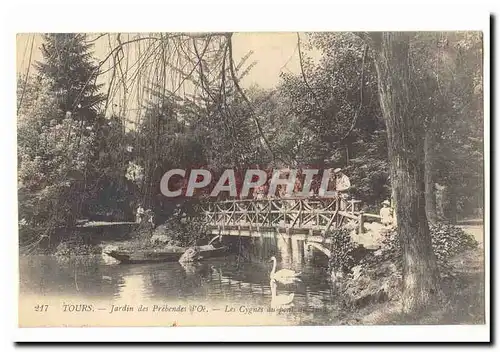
55,240,101,257
268,33,389,204
364,224,478,276
18,35,123,246
18,77,95,236
341,223,479,310
325,228,358,274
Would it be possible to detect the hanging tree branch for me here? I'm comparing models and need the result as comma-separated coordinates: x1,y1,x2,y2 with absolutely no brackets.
193,38,253,165
336,44,368,144
297,32,324,114
71,35,162,111
226,33,279,163
171,38,210,96
17,34,35,114
297,32,368,145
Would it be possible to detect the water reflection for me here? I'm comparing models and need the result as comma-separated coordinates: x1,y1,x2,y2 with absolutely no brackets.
20,236,341,325
270,279,295,308
117,273,145,303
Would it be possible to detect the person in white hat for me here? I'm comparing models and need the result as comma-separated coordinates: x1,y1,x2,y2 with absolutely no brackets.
334,168,351,192
329,168,351,210
380,200,393,226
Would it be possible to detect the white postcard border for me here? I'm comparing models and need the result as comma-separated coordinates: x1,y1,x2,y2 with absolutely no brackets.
2,0,491,343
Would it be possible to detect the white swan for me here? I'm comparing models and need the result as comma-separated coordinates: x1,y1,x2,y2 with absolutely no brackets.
270,279,295,308
269,256,301,284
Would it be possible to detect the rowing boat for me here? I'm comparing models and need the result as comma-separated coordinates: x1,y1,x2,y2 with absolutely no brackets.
104,244,228,264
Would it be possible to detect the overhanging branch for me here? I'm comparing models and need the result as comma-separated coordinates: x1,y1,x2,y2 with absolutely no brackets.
226,33,279,163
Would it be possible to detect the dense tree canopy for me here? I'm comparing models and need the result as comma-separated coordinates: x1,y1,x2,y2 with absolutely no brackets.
17,32,483,260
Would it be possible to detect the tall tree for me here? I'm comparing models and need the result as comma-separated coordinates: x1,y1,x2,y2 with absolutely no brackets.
36,33,105,123
17,76,95,242
365,32,441,312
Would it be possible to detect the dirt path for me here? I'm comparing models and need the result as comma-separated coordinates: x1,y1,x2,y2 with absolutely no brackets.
460,224,485,244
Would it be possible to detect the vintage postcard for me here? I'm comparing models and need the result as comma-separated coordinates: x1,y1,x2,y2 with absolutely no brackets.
14,18,489,342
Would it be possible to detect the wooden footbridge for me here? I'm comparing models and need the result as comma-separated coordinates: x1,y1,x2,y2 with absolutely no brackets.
73,197,381,246
200,197,373,244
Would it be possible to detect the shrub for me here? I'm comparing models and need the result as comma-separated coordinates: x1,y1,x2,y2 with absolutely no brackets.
430,223,479,262
325,228,359,274
126,210,208,250
54,240,101,257
341,224,478,308
362,223,478,276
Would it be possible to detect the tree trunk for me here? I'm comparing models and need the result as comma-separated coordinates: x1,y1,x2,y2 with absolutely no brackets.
369,32,440,312
391,185,397,224
445,186,458,224
424,126,438,224
435,183,446,220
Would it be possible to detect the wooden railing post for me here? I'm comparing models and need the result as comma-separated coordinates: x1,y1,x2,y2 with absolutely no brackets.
316,205,320,228
283,199,288,228
255,200,260,231
358,211,365,234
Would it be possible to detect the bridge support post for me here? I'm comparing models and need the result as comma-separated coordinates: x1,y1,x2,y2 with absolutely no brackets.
291,238,303,264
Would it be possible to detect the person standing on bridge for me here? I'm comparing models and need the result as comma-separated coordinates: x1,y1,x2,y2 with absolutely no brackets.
334,168,351,192
333,168,351,210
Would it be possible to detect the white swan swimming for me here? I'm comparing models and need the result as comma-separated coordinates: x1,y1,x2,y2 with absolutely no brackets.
270,279,295,308
269,256,301,284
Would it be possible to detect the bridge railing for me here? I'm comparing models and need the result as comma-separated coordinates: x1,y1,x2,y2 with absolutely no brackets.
200,197,366,234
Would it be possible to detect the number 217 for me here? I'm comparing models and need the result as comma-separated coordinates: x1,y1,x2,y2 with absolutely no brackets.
34,304,48,312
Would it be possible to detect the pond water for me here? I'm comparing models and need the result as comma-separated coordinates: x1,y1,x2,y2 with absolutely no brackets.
19,236,346,327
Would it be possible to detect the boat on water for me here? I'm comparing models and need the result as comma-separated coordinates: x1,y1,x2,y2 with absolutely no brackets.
104,244,229,264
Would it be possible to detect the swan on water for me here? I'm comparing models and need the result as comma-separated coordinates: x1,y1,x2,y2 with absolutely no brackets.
269,256,301,284
270,279,295,308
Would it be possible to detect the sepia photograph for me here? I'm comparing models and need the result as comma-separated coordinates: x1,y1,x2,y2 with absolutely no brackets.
12,6,490,343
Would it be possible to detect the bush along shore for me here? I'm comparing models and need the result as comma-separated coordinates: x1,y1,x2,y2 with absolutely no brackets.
101,211,209,254
329,223,481,324
22,203,209,257
19,227,105,257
